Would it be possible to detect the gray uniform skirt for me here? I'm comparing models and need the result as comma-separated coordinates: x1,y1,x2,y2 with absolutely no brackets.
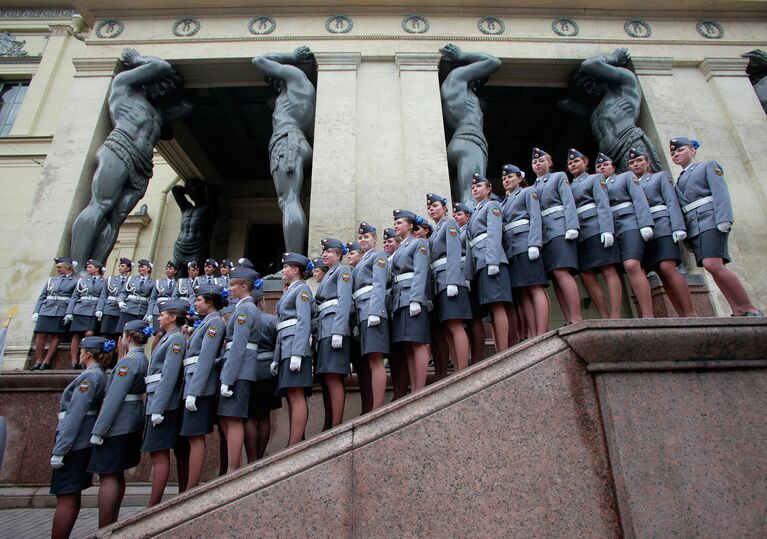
577,235,622,272
34,315,67,334
276,355,313,396
643,234,682,269
509,252,550,288
50,446,93,495
391,306,431,344
690,229,730,267
70,314,97,333
315,337,351,376
116,312,143,333
358,319,390,356
542,235,579,274
474,265,513,306
218,379,251,418
436,286,473,323
180,395,217,436
249,379,282,415
617,229,645,262
88,431,142,473
140,409,181,452
100,314,120,334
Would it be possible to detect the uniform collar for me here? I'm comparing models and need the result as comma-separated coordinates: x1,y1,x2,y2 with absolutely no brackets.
236,295,254,307
574,172,588,182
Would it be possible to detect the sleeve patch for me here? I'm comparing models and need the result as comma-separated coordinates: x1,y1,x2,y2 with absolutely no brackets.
300,291,311,302
376,257,386,268
79,381,90,392
341,272,350,282
207,326,218,338
117,366,129,377
419,244,428,255
714,166,724,176
531,191,539,199
236,314,247,325
171,343,182,354
448,226,458,236
599,178,607,187
491,207,501,217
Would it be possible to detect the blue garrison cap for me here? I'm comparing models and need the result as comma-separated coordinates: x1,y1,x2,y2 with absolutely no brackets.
595,153,612,165
159,299,192,312
321,237,347,253
230,267,260,283
567,148,585,161
453,202,473,214
532,147,549,159
426,193,448,206
471,173,491,186
383,228,397,241
282,252,311,270
358,222,376,235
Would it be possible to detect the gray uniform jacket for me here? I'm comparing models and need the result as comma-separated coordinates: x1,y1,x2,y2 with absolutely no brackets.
220,297,260,384
674,160,733,238
172,277,195,303
315,263,353,340
34,273,77,317
390,235,430,311
118,276,154,316
145,328,186,415
148,278,177,316
183,311,225,397
570,173,614,241
193,275,226,288
639,171,686,239
605,172,654,235
534,172,580,243
501,187,543,258
275,280,313,361
52,365,106,455
256,312,278,379
429,218,466,294
464,198,507,279
66,276,105,317
92,347,147,438
97,275,128,316
352,249,388,321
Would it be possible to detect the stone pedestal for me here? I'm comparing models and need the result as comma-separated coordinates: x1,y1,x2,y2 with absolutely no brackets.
630,271,715,317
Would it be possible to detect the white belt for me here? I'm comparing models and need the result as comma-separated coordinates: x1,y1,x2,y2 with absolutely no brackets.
144,373,161,384
183,356,199,367
317,299,339,312
610,201,633,213
124,394,142,402
58,410,96,420
576,202,596,215
469,233,487,247
430,257,447,270
257,351,274,360
504,218,530,231
649,204,668,213
541,205,564,217
106,297,117,302
682,195,713,214
393,272,414,283
461,256,466,263
127,294,149,303
79,295,100,301
46,295,71,302
224,341,258,351
352,285,373,300
156,296,170,302
277,318,298,331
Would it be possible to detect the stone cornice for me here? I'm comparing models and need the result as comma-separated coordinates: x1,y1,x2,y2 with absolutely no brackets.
631,56,674,76
315,51,361,70
395,52,441,71
0,8,76,19
699,57,749,80
72,56,117,77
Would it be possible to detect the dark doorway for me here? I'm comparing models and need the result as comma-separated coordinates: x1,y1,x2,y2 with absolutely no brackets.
245,223,285,277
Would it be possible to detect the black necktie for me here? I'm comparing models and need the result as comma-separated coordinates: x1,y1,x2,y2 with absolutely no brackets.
91,276,96,286
141,277,145,286
207,276,211,284
120,276,125,286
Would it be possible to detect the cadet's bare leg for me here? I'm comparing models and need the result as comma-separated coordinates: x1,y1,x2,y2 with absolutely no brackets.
367,353,386,409
220,416,244,472
286,388,308,446
623,259,654,318
529,285,550,336
389,345,409,400
431,328,449,380
148,450,170,506
174,438,189,493
325,373,346,428
601,265,624,319
43,334,61,367
33,333,47,366
52,492,81,539
186,435,206,489
701,258,758,316
69,333,82,367
244,418,258,462
272,143,310,254
407,343,429,391
657,261,696,317
520,290,537,336
488,302,509,352
97,472,125,527
217,423,228,476
444,320,469,371
469,318,485,363
551,268,582,323
256,413,272,459
580,270,609,318
319,377,332,431
355,356,373,415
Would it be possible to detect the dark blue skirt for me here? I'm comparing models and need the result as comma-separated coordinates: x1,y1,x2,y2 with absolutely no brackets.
315,337,351,376
35,315,67,334
100,314,120,335
644,234,682,268
358,320,390,356
180,395,217,436
217,379,251,419
542,235,579,274
249,379,282,416
690,229,730,267
577,234,622,271
140,409,181,452
436,286,473,322
509,252,550,288
474,266,513,306
70,314,97,333
88,431,142,474
50,447,93,495
391,306,431,344
617,229,645,262
276,356,313,396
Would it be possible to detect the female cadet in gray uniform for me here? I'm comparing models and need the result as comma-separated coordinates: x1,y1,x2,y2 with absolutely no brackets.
464,174,512,353
531,148,583,325
566,150,624,320
65,259,105,369
141,299,188,506
426,193,471,372
596,152,656,318
314,238,354,429
181,284,225,488
500,165,550,337
382,227,409,401
670,137,762,316
96,257,132,339
172,261,199,304
353,222,390,411
271,253,314,446
628,146,697,317
49,336,111,539
117,259,155,332
218,267,261,472
148,261,178,335
453,203,486,364
31,256,77,370
390,209,431,392
88,321,148,528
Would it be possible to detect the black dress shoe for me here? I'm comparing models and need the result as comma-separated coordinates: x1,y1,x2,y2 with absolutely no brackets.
39,363,51,370
30,363,42,371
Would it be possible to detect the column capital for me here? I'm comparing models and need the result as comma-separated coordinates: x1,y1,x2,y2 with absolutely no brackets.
314,52,361,71
48,23,71,36
699,58,749,81
631,57,673,76
72,57,118,78
395,52,442,72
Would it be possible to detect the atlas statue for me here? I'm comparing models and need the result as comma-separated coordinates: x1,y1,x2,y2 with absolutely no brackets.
171,178,219,277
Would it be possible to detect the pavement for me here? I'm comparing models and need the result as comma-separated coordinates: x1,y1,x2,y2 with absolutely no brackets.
0,506,144,538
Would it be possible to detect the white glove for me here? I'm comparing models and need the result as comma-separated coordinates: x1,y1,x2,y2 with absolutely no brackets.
601,232,614,248
487,264,499,276
118,301,127,310
717,222,732,233
90,434,104,445
672,230,687,243
289,355,302,372
367,315,380,327
409,301,422,317
50,455,64,469
640,227,654,241
185,395,197,412
331,334,343,349
446,285,458,297
270,361,279,376
63,314,73,324
528,246,540,260
144,314,153,323
151,413,164,426
95,311,103,321
32,313,39,322
565,229,579,241
220,384,233,397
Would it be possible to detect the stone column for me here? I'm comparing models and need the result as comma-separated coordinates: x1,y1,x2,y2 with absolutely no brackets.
395,53,452,209
307,52,361,255
0,57,116,370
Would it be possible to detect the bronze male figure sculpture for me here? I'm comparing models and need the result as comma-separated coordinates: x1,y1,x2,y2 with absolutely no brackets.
743,49,767,114
171,179,219,276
